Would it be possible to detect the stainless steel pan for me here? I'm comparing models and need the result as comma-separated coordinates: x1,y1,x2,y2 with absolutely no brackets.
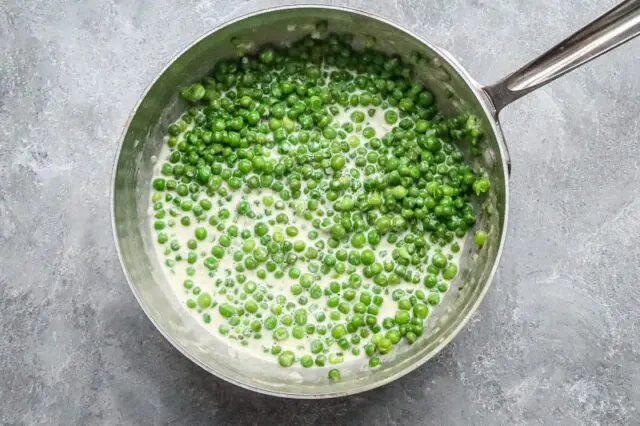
112,2,640,398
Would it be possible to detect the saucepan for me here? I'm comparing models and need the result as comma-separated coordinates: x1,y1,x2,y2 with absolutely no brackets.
112,2,640,397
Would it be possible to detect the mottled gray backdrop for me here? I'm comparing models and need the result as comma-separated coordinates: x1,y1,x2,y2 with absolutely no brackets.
1,0,639,424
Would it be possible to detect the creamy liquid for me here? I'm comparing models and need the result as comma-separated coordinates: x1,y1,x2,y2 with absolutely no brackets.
149,100,463,367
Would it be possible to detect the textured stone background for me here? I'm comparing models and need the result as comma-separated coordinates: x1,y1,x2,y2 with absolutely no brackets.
1,0,639,424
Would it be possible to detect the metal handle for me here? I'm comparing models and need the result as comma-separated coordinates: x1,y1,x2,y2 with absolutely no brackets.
483,0,640,114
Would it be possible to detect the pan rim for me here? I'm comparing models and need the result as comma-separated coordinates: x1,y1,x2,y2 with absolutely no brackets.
110,3,510,399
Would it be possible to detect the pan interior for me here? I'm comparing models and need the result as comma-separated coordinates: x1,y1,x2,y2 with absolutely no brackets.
112,6,507,397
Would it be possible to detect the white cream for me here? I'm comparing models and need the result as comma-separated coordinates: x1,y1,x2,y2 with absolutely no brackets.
149,99,463,368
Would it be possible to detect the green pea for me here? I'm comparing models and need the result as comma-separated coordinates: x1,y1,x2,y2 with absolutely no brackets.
152,178,166,191
351,233,366,248
386,329,401,344
331,324,347,339
384,110,398,124
294,309,308,325
369,357,381,368
300,273,314,288
264,316,277,330
285,226,299,237
474,230,487,247
310,285,323,299
292,325,305,339
197,292,212,309
327,368,342,381
331,154,346,170
219,304,234,318
300,354,314,368
395,310,411,325
361,249,375,265
273,327,289,341
376,337,393,354
442,264,458,280
428,293,441,305
431,252,447,269
278,351,295,367
254,222,269,237
413,303,429,318
245,300,258,313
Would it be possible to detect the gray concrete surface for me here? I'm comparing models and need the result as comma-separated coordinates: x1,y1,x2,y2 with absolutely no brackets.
1,0,639,424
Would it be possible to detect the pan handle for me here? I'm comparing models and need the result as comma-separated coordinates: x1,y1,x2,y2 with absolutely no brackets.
482,0,640,114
